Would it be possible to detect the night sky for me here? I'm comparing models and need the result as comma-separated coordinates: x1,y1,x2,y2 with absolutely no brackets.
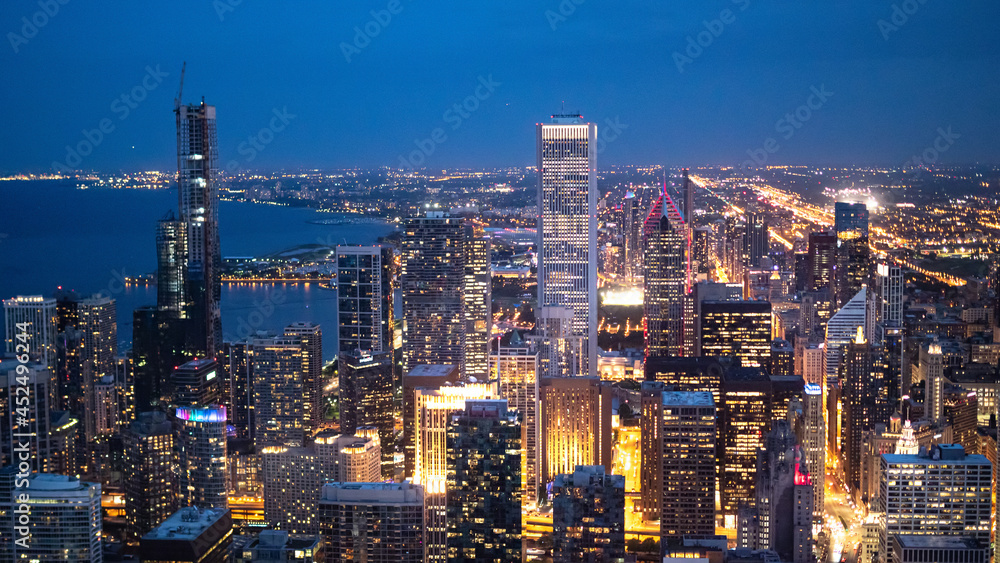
1,0,997,173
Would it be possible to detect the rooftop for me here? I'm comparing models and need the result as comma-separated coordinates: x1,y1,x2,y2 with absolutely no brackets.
143,507,230,541
661,391,715,407
893,535,982,550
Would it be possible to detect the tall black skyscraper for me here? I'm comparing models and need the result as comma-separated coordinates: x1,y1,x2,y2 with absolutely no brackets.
643,189,687,358
834,202,870,309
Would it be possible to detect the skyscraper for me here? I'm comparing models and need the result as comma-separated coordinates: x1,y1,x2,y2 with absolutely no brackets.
537,114,598,375
156,213,188,319
124,411,178,539
339,350,394,475
334,245,394,354
252,335,307,447
551,466,626,563
445,400,522,562
494,343,541,503
700,301,773,369
283,322,323,434
176,405,228,510
842,326,879,492
141,506,233,563
825,288,868,378
792,384,826,521
175,100,222,358
530,305,585,379
463,221,491,382
807,231,836,292
1,359,53,473
644,189,688,358
872,261,903,345
539,376,614,487
3,295,58,375
659,391,717,538
719,366,772,526
171,357,222,407
744,212,769,268
219,340,255,440
401,211,467,375
319,482,425,563
834,202,870,309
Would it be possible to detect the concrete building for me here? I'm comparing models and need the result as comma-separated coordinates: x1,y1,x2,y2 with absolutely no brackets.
319,482,424,563
659,391,716,538
140,506,233,563
552,466,626,563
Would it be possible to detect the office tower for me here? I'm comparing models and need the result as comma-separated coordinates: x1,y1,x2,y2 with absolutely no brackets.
0,360,53,472
446,400,522,562
639,381,666,522
47,411,79,477
842,326,878,491
3,295,58,377
771,338,794,375
943,387,978,453
176,100,222,358
644,189,688,358
744,212,768,268
537,114,598,376
682,168,694,230
176,405,228,509
463,221,491,381
878,325,905,408
825,288,868,378
530,305,585,378
792,385,826,521
124,411,178,539
77,295,118,415
834,202,870,309
133,305,169,412
0,470,102,562
402,364,460,477
156,212,188,317
919,342,946,424
551,466,626,563
253,335,307,447
739,422,814,563
339,350,394,474
700,301,772,369
872,262,903,344
141,506,233,563
171,357,222,407
329,432,382,483
539,376,614,487
660,391,717,538
644,355,727,404
494,344,541,503
232,530,324,562
335,245,395,355
219,340,254,440
411,382,496,562
319,482,425,563
719,366,772,526
283,323,323,433
401,210,467,376
794,338,826,387
622,190,641,282
878,445,992,563
890,537,988,563
807,232,836,292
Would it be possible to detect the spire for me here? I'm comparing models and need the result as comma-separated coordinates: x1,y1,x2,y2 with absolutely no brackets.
895,419,919,455
854,325,866,345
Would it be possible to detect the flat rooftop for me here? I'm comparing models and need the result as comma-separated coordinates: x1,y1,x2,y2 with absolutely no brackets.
143,507,230,541
893,535,982,550
662,391,715,407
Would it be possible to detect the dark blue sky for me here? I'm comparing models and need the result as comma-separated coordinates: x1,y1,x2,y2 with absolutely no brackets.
2,0,997,173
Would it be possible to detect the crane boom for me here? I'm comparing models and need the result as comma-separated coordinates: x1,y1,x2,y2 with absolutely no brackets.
174,61,186,112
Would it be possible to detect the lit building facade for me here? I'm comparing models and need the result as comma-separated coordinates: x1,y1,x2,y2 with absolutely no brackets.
660,391,717,538
319,482,425,563
719,367,772,526
124,411,178,540
176,405,228,510
551,465,626,563
334,245,394,355
493,344,541,503
700,301,772,369
339,350,394,476
644,191,688,358
283,323,323,434
253,335,307,447
538,376,614,487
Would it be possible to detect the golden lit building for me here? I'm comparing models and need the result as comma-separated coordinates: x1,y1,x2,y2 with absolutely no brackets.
494,344,541,504
700,301,772,369
538,376,614,488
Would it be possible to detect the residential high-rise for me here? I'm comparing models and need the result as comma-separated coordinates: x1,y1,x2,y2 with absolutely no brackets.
659,391,717,538
719,366,772,526
537,114,598,376
176,405,228,510
141,506,233,563
791,384,826,521
551,466,626,563
842,327,879,492
402,364,460,478
1,360,53,473
493,344,541,504
538,376,614,487
0,470,102,562
872,262,903,345
401,211,467,375
3,295,58,375
794,338,826,387
283,322,323,433
253,335,307,447
807,232,836,292
877,445,992,563
339,350,394,475
445,400,522,562
334,244,395,355
124,411,178,539
700,301,772,369
319,482,425,563
834,202,870,309
411,381,496,562
76,294,118,380
219,340,255,440
644,189,688,358
232,530,324,563
175,100,222,358
462,221,491,381
825,288,868,378
156,212,188,318
171,357,222,407
744,212,769,268
919,341,946,424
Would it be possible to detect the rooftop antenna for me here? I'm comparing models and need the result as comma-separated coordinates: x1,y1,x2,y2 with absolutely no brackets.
174,61,186,112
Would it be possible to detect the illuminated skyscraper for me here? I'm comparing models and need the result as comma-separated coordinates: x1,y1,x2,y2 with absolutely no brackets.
445,400,522,562
538,376,614,487
334,245,394,354
494,344,541,503
872,261,903,345
339,350,394,475
283,322,323,433
644,190,688,358
744,212,768,268
319,482,425,563
219,340,254,440
171,357,222,407
3,295,58,375
401,211,467,375
825,288,868,378
253,335,307,447
551,466,626,563
537,114,598,376
719,367,772,526
0,360,53,473
807,231,835,292
463,221,491,382
124,411,178,539
919,341,946,424
176,405,228,510
834,202,870,309
175,100,222,358
639,381,666,523
402,364,460,478
530,306,584,379
791,384,826,521
659,391,716,538
842,327,879,492
700,301,772,369
156,213,187,319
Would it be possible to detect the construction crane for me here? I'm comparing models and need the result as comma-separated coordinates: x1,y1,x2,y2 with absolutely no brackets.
174,61,186,112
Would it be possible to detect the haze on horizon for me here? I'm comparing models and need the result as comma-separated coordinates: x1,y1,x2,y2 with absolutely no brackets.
1,0,997,174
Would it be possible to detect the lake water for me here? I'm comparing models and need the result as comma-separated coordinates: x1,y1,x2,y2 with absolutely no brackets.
0,180,398,361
